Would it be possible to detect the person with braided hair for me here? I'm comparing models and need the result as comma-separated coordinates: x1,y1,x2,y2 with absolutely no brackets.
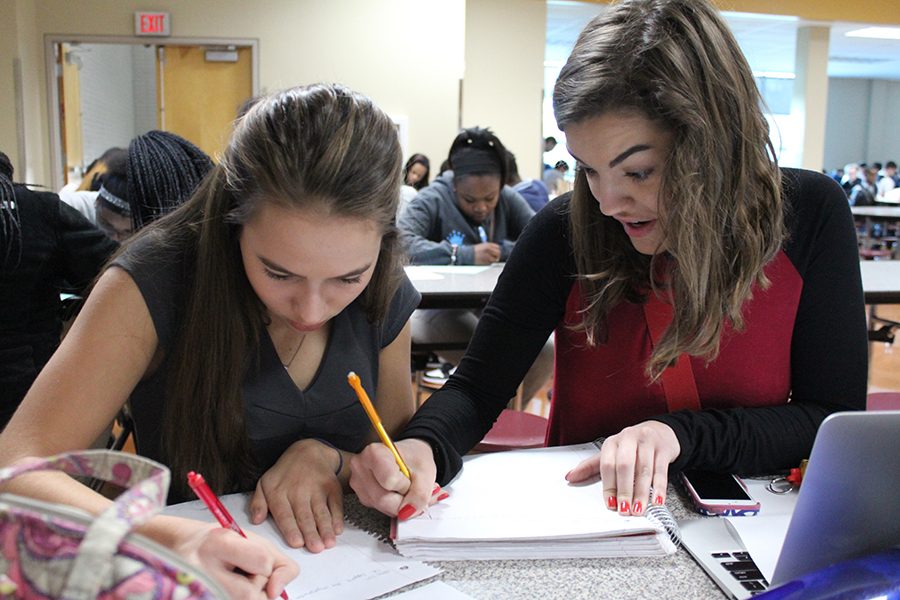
0,151,118,428
126,129,213,229
92,130,213,242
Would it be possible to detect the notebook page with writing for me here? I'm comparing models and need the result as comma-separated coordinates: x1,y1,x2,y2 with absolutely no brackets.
165,493,440,600
394,444,677,560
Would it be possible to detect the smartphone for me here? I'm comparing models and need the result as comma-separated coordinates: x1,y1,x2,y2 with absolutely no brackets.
680,469,760,516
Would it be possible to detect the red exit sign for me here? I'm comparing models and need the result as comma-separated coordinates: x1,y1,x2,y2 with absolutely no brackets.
134,12,170,36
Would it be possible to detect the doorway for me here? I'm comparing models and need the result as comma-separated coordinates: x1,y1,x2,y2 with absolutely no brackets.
47,36,257,191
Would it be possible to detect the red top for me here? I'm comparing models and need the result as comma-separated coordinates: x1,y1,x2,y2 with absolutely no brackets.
549,250,803,445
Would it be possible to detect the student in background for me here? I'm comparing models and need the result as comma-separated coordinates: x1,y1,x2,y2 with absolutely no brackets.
351,0,866,523
543,159,571,197
399,127,553,411
398,153,432,219
0,84,421,597
94,130,213,242
59,147,127,226
403,153,431,191
0,152,118,429
507,149,550,213
399,127,534,266
126,130,213,229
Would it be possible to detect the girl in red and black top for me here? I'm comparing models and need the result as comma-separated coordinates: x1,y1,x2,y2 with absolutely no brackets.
350,0,867,521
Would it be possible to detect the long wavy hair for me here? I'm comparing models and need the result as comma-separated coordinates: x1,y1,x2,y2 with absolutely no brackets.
121,84,404,495
553,0,785,381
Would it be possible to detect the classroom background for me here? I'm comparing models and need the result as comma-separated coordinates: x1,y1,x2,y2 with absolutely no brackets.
1,0,898,394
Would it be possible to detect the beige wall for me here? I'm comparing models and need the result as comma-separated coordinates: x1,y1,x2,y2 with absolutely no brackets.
1,0,42,180
2,0,466,187
463,0,546,181
0,1,20,173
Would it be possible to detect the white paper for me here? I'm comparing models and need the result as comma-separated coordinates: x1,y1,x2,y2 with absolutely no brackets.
404,266,493,280
165,493,440,600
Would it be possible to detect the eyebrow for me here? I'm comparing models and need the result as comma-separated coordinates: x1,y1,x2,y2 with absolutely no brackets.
569,144,653,169
459,192,497,202
258,255,372,279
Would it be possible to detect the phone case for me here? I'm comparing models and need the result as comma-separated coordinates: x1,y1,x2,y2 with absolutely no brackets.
681,474,761,517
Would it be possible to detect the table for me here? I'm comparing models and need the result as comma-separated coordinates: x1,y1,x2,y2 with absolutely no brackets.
406,262,899,307
405,265,503,309
345,482,730,599
861,260,900,304
851,206,900,218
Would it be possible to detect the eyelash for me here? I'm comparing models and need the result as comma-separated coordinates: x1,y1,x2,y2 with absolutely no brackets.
626,169,654,182
264,269,362,285
264,269,290,281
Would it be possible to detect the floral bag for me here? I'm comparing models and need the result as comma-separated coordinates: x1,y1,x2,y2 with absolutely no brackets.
0,450,226,599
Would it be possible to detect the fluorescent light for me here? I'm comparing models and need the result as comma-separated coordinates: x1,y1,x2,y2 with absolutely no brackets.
845,27,900,40
754,71,795,80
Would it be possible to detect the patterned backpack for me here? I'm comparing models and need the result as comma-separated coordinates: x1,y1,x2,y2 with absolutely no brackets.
0,450,227,599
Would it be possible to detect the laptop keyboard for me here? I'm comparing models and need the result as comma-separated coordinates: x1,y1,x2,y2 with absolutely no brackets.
712,551,769,595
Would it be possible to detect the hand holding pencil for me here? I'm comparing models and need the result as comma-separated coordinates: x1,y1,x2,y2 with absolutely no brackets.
346,371,449,520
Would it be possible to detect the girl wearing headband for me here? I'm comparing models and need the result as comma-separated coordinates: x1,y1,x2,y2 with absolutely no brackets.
398,126,554,407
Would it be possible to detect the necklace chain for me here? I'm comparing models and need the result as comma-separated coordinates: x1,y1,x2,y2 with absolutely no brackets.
282,334,307,370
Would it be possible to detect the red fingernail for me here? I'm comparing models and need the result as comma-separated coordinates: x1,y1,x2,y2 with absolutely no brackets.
436,492,449,501
432,485,441,496
607,496,617,510
655,495,664,506
619,500,630,513
633,501,643,515
397,504,416,520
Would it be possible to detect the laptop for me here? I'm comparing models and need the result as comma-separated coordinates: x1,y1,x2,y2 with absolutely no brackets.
679,410,900,599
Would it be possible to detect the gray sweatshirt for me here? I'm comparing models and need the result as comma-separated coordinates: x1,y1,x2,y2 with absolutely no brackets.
398,172,535,265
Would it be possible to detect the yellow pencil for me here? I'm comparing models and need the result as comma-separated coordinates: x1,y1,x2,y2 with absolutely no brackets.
347,371,411,479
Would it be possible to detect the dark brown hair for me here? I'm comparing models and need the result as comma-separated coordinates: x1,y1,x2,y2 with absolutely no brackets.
553,0,785,380
121,84,403,495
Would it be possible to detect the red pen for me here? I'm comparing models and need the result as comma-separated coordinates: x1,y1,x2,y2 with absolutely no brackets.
187,471,289,600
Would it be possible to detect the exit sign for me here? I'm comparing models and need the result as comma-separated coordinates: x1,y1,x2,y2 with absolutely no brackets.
135,12,170,36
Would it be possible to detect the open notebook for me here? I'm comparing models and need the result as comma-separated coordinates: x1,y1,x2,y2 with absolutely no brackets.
165,493,440,600
393,443,679,560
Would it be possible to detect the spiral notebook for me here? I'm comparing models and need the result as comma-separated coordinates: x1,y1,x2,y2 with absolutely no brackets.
393,443,679,560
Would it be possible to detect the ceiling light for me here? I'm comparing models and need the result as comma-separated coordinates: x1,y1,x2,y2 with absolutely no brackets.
754,71,795,79
845,27,900,40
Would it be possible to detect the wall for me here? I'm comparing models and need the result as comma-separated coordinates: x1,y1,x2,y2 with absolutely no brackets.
823,78,900,170
463,0,546,180
2,0,466,187
0,1,20,172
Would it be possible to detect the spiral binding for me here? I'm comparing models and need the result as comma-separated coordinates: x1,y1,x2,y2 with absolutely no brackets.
645,503,681,547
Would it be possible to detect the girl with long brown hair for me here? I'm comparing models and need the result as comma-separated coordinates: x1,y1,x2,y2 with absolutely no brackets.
351,0,867,524
0,83,422,597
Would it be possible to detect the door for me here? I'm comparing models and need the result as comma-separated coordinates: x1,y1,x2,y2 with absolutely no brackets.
58,43,84,186
157,45,252,159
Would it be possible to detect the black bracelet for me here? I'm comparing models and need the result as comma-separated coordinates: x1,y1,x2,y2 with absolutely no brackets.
313,438,344,476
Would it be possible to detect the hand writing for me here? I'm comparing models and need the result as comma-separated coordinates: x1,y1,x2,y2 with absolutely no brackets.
172,520,298,599
349,438,446,519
